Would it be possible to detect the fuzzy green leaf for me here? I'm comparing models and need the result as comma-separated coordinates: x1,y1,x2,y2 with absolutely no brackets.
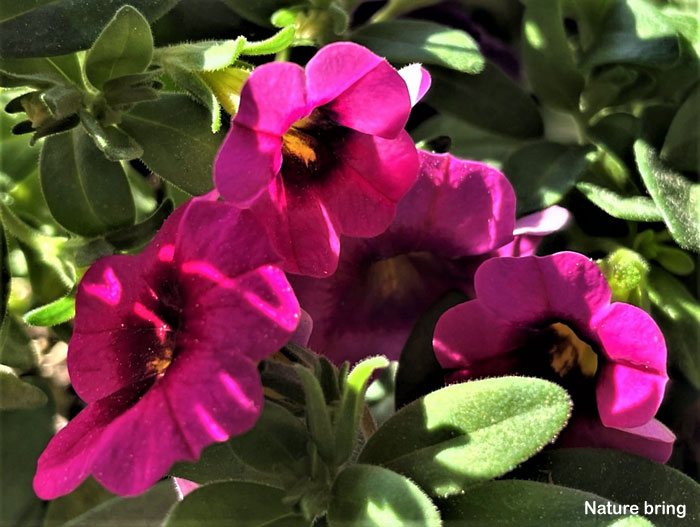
661,83,700,172
242,26,296,55
577,182,663,222
0,366,48,410
353,19,484,74
85,5,154,90
24,295,75,327
155,37,245,71
359,376,571,497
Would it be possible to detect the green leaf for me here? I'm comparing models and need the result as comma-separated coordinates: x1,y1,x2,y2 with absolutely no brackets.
581,0,681,70
85,5,154,90
23,295,75,326
164,481,307,527
440,480,653,526
63,480,178,527
411,113,524,169
514,448,700,527
426,63,544,139
634,139,700,252
580,65,656,118
119,94,221,195
334,356,389,466
359,376,571,497
647,267,700,388
166,68,221,133
44,478,116,527
0,0,177,59
576,182,663,222
0,376,54,525
353,20,484,74
296,365,335,465
79,110,143,161
521,0,584,110
155,37,245,71
395,290,466,409
219,0,298,27
104,198,173,251
587,113,639,161
0,316,38,372
0,0,60,23
0,365,48,409
226,399,308,477
328,464,441,527
0,53,84,88
0,223,8,329
504,142,594,215
40,127,135,235
661,83,700,172
0,89,39,183
242,26,296,56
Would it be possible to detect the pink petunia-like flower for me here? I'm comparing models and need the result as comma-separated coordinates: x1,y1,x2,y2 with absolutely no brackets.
290,150,515,365
433,252,675,462
33,199,300,499
214,42,422,277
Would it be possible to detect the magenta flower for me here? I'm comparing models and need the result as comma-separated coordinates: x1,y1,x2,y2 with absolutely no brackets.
290,150,515,365
214,42,420,277
33,199,300,498
433,252,674,462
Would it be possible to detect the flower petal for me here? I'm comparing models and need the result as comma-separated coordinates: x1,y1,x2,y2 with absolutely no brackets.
33,381,148,499
474,252,612,330
214,125,283,207
234,62,308,136
399,64,432,107
596,361,668,429
558,416,675,463
318,130,418,237
434,299,530,370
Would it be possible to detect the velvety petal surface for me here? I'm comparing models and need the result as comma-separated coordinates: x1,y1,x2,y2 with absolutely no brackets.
474,253,612,330
233,62,308,136
399,64,432,107
214,125,283,207
318,130,418,237
251,176,340,277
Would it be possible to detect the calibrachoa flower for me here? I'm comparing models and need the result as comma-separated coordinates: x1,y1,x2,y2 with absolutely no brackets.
433,252,675,462
290,150,515,365
33,199,300,498
214,42,421,277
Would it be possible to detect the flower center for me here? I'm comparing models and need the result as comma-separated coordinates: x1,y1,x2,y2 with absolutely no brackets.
146,346,174,376
280,109,343,186
547,322,599,378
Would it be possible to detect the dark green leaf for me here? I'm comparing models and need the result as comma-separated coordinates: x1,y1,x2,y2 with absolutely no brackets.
426,63,543,139
647,267,700,388
654,246,696,275
0,0,60,23
0,90,39,183
44,478,116,527
440,480,653,526
634,139,700,252
85,5,154,90
504,142,594,215
0,316,37,371
0,0,177,58
580,65,656,118
0,222,8,328
396,290,466,409
23,295,75,326
661,83,700,172
79,110,143,161
219,0,298,27
154,37,245,71
521,0,584,109
581,0,681,70
242,26,296,56
296,365,335,465
353,20,484,74
119,94,222,195
164,481,307,527
328,464,441,527
411,113,524,169
587,113,639,161
0,53,84,88
166,68,221,132
359,377,571,497
40,127,135,236
334,356,389,466
576,182,663,221
0,366,48,409
42,85,82,119
513,448,700,527
63,480,178,527
105,198,173,250
0,377,54,525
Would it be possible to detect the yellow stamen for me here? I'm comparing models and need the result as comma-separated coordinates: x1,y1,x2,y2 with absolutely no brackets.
147,347,173,376
282,128,317,166
549,323,598,378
